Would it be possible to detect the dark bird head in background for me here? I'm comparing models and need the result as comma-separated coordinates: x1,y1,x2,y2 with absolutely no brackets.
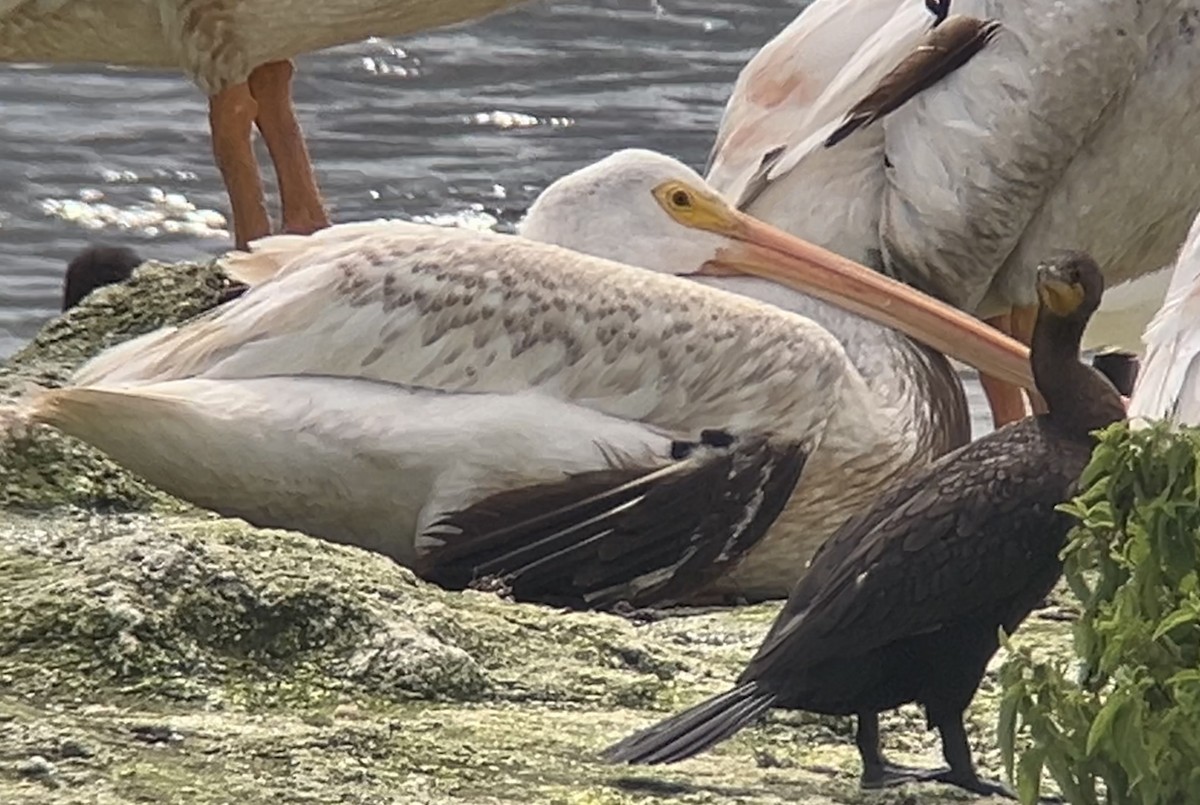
1092,351,1140,397
1035,252,1104,323
62,244,144,311
925,0,951,26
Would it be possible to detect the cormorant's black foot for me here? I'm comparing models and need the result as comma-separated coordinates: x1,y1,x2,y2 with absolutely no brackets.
861,762,950,789
926,769,1019,799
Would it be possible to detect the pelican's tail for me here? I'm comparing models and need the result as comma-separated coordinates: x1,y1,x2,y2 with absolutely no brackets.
23,383,187,441
601,682,776,765
25,385,110,433
0,381,54,442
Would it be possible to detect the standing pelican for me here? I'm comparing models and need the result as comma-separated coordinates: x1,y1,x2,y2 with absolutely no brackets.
1129,210,1200,426
0,0,531,249
24,170,1032,608
706,0,1200,426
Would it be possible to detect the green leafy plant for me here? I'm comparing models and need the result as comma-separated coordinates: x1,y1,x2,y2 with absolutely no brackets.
998,422,1200,805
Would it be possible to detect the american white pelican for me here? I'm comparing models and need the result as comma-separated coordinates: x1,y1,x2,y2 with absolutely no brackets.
1129,211,1200,426
0,0,531,249
24,169,1032,607
705,0,1200,426
521,149,981,598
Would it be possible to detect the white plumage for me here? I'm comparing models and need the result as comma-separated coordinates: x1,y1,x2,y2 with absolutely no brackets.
705,0,1200,422
1129,212,1200,426
31,221,852,605
29,158,1031,604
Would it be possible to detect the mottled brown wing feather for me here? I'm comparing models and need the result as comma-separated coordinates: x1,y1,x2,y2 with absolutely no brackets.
423,435,808,610
825,15,1002,148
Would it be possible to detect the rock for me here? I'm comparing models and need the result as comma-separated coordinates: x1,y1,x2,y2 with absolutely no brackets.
15,754,58,783
0,259,235,512
57,738,95,759
0,261,1073,804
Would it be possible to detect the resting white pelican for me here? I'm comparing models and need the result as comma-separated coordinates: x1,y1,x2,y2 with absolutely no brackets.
706,0,1200,427
1129,211,1200,426
0,0,530,249
521,149,989,598
24,166,1032,607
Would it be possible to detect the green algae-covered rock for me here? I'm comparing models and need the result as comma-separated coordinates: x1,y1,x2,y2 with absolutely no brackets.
0,263,1071,804
0,259,237,512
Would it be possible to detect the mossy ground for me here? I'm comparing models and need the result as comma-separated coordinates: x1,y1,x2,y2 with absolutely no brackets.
0,263,1073,804
0,511,1074,805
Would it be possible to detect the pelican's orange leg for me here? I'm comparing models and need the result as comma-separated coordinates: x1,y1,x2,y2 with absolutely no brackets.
979,311,1030,427
247,60,330,237
209,83,270,251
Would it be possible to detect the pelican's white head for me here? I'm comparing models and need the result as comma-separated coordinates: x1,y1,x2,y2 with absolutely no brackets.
519,149,731,275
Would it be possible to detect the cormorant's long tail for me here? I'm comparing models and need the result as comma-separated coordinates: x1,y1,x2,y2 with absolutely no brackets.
601,682,776,765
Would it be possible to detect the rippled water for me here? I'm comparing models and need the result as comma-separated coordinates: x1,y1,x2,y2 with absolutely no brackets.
0,0,993,434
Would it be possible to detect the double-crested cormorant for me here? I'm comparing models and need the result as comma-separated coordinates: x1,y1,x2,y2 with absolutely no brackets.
61,245,144,311
603,253,1126,796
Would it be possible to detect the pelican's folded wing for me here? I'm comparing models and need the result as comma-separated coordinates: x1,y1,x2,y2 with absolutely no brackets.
879,0,1159,309
705,0,913,201
69,222,849,450
824,15,1000,148
422,433,808,609
26,373,808,608
707,0,934,210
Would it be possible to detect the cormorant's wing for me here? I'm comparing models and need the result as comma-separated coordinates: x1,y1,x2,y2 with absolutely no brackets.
741,420,1080,680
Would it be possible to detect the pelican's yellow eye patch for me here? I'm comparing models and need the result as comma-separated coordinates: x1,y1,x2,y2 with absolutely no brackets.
651,180,739,236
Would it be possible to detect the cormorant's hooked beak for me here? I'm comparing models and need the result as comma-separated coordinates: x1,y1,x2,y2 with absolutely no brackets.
656,183,1035,392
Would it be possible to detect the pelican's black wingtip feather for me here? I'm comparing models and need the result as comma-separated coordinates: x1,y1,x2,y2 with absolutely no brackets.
424,435,807,610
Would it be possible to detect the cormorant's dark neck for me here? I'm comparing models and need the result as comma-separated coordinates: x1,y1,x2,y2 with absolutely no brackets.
1031,309,1126,436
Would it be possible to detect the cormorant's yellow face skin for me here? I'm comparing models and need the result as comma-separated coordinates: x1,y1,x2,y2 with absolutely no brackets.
1037,278,1086,318
652,180,739,236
